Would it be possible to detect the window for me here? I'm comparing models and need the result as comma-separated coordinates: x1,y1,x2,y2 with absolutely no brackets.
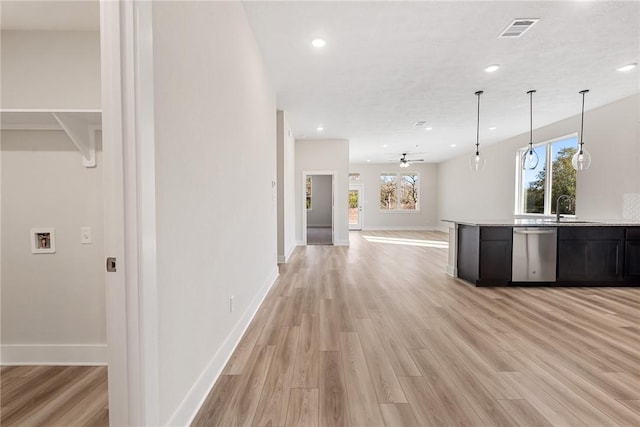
516,135,577,215
306,176,312,210
380,173,419,211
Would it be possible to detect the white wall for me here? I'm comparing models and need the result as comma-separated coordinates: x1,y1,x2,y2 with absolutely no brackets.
1,130,106,363
576,95,640,219
151,2,278,424
307,175,332,227
0,29,104,364
276,110,296,263
0,30,101,109
438,94,640,225
349,163,440,230
295,139,350,245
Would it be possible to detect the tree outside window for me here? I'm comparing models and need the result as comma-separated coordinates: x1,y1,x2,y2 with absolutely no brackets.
380,174,397,210
306,176,312,210
518,136,577,215
380,173,419,211
400,174,419,210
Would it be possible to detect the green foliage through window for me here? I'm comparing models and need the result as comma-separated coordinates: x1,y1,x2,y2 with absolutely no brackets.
518,136,577,215
349,190,359,208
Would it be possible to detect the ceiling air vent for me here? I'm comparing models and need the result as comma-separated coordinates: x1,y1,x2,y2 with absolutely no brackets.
499,19,539,38
413,121,428,127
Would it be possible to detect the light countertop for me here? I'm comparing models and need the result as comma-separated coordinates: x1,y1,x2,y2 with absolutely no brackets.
443,218,640,227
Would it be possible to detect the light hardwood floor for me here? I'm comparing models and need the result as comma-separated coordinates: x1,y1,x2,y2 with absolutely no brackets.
193,230,640,427
0,365,108,426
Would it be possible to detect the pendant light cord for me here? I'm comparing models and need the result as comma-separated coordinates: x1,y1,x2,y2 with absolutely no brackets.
475,90,482,155
579,89,588,154
527,90,536,154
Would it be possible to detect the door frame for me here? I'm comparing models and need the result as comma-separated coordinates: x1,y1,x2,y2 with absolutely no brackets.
101,0,159,425
349,183,363,230
302,171,336,245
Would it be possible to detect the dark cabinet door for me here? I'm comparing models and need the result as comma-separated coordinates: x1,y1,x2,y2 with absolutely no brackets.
479,240,512,284
625,241,640,281
558,240,588,281
589,241,623,281
558,239,623,282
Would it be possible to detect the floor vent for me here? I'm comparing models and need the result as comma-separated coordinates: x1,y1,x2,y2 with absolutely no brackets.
499,19,539,38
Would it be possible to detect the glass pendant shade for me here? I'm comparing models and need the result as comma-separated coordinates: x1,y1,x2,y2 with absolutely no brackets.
572,149,591,171
469,90,485,172
522,148,539,170
400,161,410,168
469,151,486,172
573,89,592,171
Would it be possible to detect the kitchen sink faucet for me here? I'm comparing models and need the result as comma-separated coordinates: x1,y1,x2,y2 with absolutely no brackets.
556,195,573,222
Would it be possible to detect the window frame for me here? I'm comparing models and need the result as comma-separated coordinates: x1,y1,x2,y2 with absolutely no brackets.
514,133,578,217
379,171,421,213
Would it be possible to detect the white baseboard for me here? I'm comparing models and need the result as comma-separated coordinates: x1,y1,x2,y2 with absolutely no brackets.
277,244,296,264
168,266,280,427
334,239,350,246
435,226,450,233
0,344,107,365
296,240,305,246
446,265,458,277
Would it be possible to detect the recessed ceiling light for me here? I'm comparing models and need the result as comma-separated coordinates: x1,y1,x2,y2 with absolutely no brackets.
450,144,457,147
484,64,500,73
489,126,497,130
366,159,371,162
311,38,326,48
316,126,324,132
617,63,637,72
383,144,388,148
425,126,433,131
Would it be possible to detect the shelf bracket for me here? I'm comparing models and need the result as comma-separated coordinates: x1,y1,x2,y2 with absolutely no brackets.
51,112,97,167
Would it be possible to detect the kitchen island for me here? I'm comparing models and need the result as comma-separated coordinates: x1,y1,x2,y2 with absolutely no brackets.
444,219,640,286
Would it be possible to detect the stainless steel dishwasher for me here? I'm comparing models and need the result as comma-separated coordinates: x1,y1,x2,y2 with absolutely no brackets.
512,227,557,282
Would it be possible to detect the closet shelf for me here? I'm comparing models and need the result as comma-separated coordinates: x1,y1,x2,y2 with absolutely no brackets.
1,109,102,167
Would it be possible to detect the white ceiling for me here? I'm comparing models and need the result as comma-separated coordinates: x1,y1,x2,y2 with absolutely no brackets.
2,1,637,164
242,1,640,163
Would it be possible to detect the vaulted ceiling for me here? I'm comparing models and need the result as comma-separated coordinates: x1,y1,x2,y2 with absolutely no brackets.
243,1,639,163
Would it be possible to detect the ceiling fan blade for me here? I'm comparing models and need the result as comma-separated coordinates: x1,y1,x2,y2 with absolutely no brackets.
407,159,424,162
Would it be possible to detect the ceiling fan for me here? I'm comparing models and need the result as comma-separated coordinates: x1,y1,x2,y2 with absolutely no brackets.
398,153,424,168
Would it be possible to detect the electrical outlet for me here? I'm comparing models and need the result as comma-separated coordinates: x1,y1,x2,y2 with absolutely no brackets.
229,296,234,313
80,227,92,244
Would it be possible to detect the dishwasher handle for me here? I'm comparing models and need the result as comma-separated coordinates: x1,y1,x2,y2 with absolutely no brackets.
513,228,557,235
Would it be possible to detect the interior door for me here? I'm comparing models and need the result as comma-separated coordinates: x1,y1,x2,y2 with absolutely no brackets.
349,184,363,230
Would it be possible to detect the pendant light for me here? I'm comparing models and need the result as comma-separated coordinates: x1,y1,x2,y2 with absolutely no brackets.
469,90,486,172
522,90,539,170
572,89,592,171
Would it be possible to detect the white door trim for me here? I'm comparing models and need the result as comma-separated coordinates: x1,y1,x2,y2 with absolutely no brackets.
349,184,363,230
302,171,337,245
101,0,159,425
129,1,160,424
100,1,132,424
